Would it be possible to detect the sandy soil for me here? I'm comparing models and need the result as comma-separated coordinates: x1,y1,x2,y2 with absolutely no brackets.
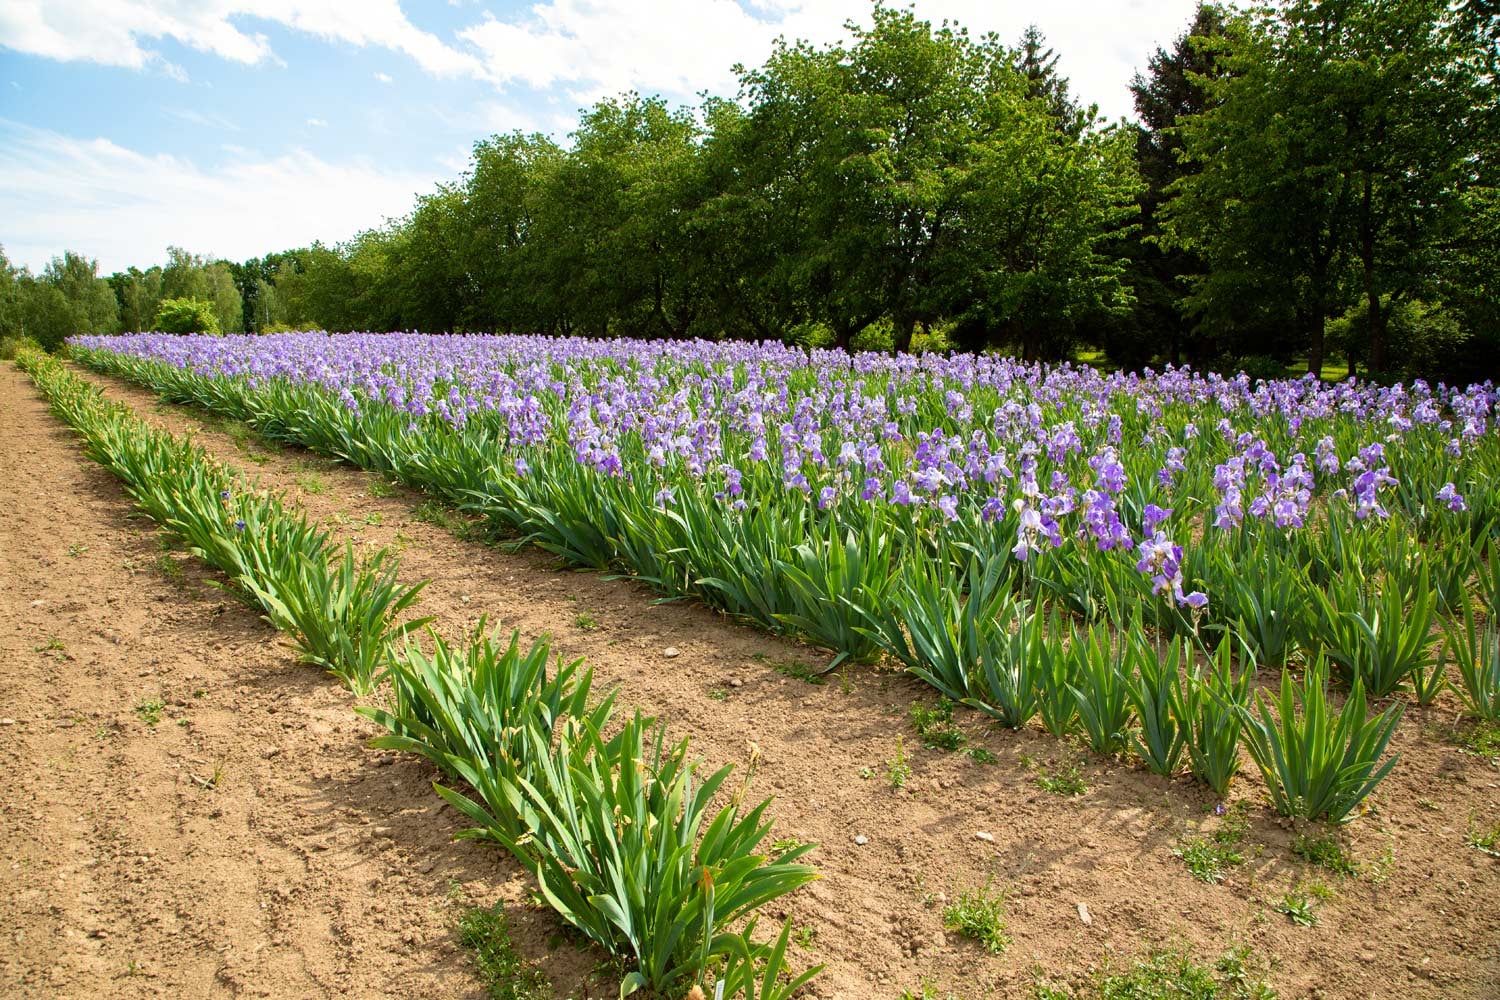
2,362,1498,1000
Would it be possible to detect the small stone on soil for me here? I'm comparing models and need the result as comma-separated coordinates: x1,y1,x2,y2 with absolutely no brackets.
662,646,680,658
853,834,869,846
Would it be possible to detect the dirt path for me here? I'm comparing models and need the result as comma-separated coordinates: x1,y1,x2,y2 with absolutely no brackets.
5,362,1499,999
0,366,602,999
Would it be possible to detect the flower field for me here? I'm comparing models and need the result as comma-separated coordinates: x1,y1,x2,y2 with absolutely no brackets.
51,332,1500,996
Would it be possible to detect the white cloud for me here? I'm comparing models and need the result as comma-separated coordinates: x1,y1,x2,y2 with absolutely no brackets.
459,0,1207,121
0,1,1204,121
0,122,438,272
167,107,240,131
306,117,327,127
0,1,481,80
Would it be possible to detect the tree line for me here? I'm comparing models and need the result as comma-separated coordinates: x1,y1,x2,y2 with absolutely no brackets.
3,1,1495,381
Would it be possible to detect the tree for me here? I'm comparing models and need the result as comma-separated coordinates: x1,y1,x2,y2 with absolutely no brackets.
731,5,1017,350
940,93,1142,360
1015,24,1085,134
1164,0,1488,377
529,93,705,338
154,297,220,334
460,131,565,332
0,246,21,338
1115,3,1229,367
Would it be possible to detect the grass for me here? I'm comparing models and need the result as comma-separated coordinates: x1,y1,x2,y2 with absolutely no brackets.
1291,833,1358,876
910,698,967,750
1467,817,1500,858
887,735,912,789
367,478,396,498
32,636,69,661
411,498,489,542
942,884,1010,955
1033,946,1277,1000
153,551,187,586
224,422,274,463
1035,760,1087,797
905,699,996,763
1176,806,1250,884
573,611,599,631
67,543,89,558
760,654,826,685
1452,720,1500,763
134,697,164,727
1273,891,1319,927
901,982,959,1000
1177,837,1245,885
457,902,550,1000
296,471,327,495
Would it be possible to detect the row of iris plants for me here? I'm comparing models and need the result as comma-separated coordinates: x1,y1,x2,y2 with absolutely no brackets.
20,346,822,999
68,335,1500,821
19,347,430,694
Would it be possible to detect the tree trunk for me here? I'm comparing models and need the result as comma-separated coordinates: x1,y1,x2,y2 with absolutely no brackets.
832,319,853,352
891,312,917,354
1303,305,1325,379
1013,319,1039,362
1360,174,1386,374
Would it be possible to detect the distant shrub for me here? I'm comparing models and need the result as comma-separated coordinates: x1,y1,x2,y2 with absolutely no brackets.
0,335,44,359
1237,354,1289,383
786,319,836,349
154,297,221,335
257,321,323,334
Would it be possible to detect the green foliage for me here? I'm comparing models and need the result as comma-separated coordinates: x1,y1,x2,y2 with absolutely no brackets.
942,884,1011,955
886,735,912,789
1175,806,1249,884
1035,947,1277,1000
1273,892,1319,927
1468,818,1500,858
1127,636,1190,776
0,334,43,360
1163,0,1490,377
435,712,818,996
1290,834,1358,876
1068,621,1137,756
1176,836,1244,885
1299,565,1437,697
18,350,422,696
1213,543,1305,668
1238,660,1402,823
154,296,221,335
909,698,967,752
715,917,825,1000
1443,601,1500,721
457,902,551,1000
247,546,430,694
1035,760,1088,797
859,556,1020,708
1171,639,1252,797
358,623,613,825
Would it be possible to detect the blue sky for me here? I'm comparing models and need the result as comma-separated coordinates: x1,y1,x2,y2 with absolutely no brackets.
0,1,1203,275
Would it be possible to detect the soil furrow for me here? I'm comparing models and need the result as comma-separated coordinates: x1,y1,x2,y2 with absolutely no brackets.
5,363,1496,999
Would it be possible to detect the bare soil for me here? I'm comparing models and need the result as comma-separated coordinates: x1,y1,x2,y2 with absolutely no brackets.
2,363,1497,1000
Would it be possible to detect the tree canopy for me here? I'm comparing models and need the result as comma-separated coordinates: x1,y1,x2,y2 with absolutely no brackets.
7,1,1495,382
